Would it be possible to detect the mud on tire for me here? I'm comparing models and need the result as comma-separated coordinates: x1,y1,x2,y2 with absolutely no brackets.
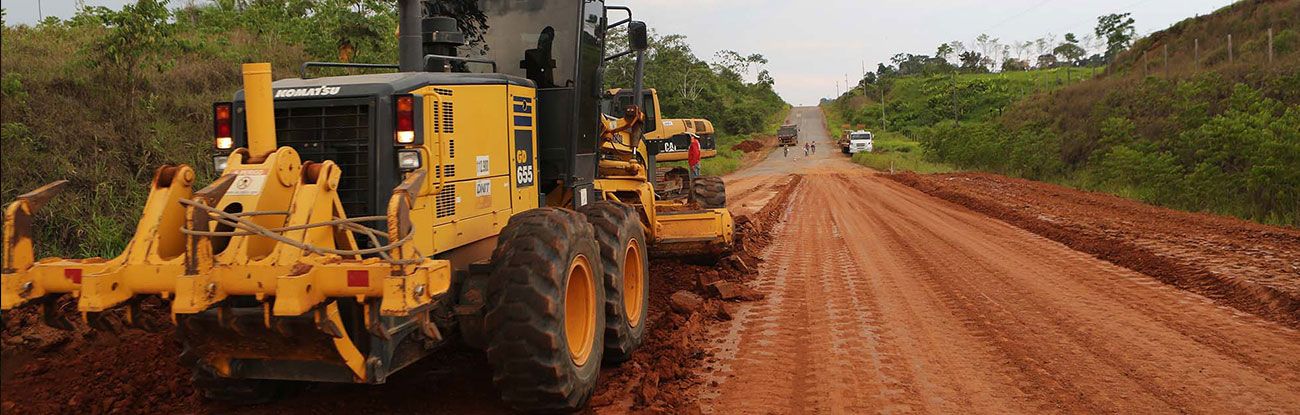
690,176,727,209
484,208,606,413
579,201,650,363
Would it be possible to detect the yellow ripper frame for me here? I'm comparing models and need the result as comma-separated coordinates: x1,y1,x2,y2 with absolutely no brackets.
0,63,451,381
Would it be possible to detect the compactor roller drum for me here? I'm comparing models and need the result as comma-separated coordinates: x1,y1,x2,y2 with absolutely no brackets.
484,208,606,413
579,201,649,363
690,176,727,209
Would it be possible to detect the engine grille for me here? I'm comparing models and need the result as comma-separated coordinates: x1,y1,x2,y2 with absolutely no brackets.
274,104,371,217
435,184,456,218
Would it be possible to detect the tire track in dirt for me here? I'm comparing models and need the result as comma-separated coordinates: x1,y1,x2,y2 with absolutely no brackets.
700,179,925,414
696,146,1300,415
829,171,1300,414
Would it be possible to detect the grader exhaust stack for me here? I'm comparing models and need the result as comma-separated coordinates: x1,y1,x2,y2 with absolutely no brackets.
242,62,279,157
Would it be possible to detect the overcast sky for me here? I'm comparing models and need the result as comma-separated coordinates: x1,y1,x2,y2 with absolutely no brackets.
5,0,1234,105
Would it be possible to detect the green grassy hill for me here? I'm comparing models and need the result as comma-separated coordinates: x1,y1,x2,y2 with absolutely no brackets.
827,0,1300,225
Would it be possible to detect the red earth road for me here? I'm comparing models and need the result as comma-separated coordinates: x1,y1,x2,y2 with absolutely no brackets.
696,107,1300,414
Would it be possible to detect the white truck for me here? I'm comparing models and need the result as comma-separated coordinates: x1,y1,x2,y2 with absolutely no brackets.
847,130,874,154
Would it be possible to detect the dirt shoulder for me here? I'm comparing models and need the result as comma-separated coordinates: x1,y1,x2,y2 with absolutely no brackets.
889,171,1300,329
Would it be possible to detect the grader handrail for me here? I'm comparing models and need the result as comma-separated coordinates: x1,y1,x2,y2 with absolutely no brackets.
177,198,423,265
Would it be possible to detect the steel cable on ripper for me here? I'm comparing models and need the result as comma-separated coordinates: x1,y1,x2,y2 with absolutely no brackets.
176,198,426,265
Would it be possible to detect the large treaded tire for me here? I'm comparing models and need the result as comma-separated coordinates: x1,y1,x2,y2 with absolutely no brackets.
689,176,727,209
484,208,606,414
578,201,649,363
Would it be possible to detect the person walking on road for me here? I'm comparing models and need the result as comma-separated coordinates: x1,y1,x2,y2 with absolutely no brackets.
783,144,789,157
688,133,702,179
803,142,809,157
811,142,817,154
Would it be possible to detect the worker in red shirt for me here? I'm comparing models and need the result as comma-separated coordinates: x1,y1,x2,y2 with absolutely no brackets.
687,133,702,179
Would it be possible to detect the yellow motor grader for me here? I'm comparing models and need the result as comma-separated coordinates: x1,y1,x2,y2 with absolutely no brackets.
603,87,724,204
0,1,733,412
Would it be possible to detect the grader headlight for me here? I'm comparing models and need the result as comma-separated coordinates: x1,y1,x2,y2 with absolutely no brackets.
212,155,229,172
397,149,423,170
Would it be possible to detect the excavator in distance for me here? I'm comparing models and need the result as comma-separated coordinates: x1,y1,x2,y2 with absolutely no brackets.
0,1,734,413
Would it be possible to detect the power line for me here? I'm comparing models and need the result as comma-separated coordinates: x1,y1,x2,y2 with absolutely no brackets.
980,0,1057,34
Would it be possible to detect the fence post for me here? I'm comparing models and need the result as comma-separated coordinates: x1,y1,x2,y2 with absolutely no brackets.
1143,51,1148,77
1228,34,1233,64
1269,28,1274,64
1195,38,1200,73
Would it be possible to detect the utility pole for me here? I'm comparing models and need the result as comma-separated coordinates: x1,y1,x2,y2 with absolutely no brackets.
1269,28,1274,64
861,61,868,97
1228,34,1233,64
952,71,959,127
38,0,44,21
845,73,850,95
880,83,887,132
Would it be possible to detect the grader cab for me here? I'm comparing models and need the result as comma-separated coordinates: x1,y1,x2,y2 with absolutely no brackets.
0,1,733,413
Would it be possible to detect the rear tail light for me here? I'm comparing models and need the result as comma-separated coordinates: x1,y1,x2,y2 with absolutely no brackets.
214,102,233,149
395,95,415,144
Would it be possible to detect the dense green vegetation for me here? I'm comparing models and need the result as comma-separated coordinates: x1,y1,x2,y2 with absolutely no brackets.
0,0,785,258
825,67,1101,136
826,0,1299,225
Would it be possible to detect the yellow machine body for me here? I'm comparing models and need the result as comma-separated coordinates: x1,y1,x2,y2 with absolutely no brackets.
1,63,731,385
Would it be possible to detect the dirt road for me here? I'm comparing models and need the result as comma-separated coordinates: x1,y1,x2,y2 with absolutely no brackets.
699,107,1300,414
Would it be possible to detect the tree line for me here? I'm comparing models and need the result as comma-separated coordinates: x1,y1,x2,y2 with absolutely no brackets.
859,12,1135,86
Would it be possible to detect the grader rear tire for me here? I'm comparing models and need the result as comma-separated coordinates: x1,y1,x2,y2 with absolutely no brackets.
690,176,727,209
484,208,606,413
579,201,649,363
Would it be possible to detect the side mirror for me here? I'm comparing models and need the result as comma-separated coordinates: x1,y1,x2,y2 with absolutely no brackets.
629,21,648,51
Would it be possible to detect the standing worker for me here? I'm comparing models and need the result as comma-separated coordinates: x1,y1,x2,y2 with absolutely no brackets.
688,133,702,179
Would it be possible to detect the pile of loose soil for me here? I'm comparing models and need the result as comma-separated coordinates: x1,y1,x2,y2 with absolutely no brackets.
729,140,763,153
590,175,800,414
889,171,1300,329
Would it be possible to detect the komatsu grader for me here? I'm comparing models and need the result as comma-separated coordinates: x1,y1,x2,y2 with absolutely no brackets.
0,1,733,412
603,87,724,206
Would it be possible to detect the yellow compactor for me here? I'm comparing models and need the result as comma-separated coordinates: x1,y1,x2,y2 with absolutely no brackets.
1,1,732,413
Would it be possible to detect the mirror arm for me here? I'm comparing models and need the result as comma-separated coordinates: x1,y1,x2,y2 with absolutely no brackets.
604,49,634,62
605,5,632,29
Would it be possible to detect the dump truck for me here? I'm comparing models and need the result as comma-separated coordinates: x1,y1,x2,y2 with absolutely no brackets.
0,1,733,413
846,130,875,154
777,124,798,147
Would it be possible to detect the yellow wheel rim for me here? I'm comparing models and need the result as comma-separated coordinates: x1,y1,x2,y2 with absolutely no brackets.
623,239,645,328
565,254,597,366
